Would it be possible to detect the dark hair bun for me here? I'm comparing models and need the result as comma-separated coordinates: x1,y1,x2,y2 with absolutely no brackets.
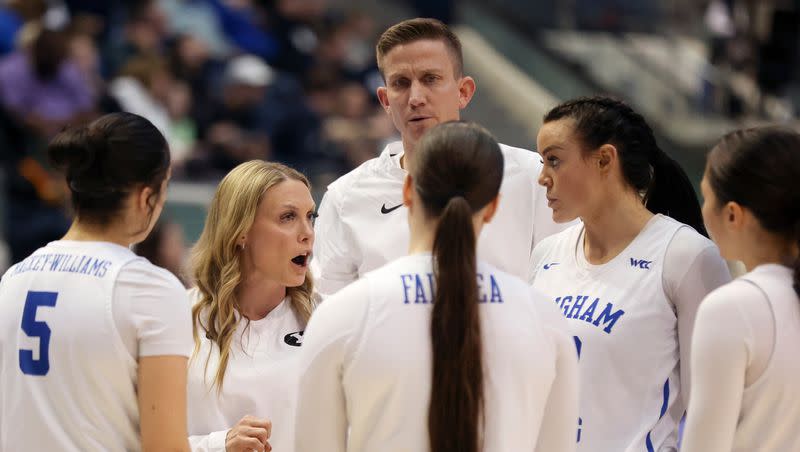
48,126,95,175
46,112,170,225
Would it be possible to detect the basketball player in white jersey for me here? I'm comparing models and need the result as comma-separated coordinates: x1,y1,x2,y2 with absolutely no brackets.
186,161,316,452
682,128,800,451
296,121,578,452
311,18,567,298
530,97,731,452
0,112,192,451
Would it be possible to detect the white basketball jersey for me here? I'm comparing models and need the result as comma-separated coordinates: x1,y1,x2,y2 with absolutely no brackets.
297,254,576,452
734,265,800,451
0,241,174,451
532,215,686,452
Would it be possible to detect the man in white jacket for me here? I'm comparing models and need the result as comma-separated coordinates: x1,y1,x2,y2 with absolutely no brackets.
312,18,566,297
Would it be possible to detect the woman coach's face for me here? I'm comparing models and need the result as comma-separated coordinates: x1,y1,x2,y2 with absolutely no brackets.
241,179,316,288
536,119,602,223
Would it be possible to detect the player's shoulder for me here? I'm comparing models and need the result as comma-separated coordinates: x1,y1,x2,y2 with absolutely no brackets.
698,277,766,327
480,260,566,326
312,276,372,332
662,218,718,261
118,257,185,293
706,277,762,304
363,255,426,286
478,261,529,291
325,141,403,196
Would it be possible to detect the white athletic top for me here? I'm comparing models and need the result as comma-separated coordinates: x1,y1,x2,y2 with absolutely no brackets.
311,141,567,297
0,240,192,452
530,215,731,452
682,264,800,452
295,254,579,452
187,289,306,452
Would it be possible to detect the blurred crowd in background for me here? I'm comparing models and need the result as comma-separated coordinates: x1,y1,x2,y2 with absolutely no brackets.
701,0,799,118
0,0,404,269
0,0,798,280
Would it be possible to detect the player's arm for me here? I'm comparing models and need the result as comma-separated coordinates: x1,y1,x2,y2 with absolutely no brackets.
680,288,749,452
311,189,360,299
139,356,191,452
664,231,731,404
120,261,195,452
295,280,368,452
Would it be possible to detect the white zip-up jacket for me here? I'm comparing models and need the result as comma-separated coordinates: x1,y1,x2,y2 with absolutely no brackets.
311,141,565,298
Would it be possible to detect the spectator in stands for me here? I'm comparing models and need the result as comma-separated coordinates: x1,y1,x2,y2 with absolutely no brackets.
166,80,198,164
168,33,226,130
160,0,234,59
109,54,174,137
103,0,169,77
0,28,95,138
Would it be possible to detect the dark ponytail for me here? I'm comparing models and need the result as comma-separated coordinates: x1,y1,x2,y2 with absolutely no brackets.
647,148,707,236
430,196,483,452
706,127,800,297
49,112,170,227
544,96,707,236
413,121,503,452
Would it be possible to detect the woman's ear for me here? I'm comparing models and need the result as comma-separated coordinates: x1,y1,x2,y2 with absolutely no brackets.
724,201,746,231
137,185,155,212
596,143,618,174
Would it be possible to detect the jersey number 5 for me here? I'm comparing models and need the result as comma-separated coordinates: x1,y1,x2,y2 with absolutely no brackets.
19,291,58,376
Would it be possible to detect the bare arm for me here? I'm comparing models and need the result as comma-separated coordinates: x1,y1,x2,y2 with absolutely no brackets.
139,355,191,452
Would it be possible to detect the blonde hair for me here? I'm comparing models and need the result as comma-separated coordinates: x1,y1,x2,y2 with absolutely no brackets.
190,160,315,390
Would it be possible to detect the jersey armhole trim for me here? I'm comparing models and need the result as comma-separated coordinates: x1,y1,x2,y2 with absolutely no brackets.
661,224,691,314
736,278,777,386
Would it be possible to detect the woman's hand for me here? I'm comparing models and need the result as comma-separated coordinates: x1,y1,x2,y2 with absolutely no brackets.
225,415,272,452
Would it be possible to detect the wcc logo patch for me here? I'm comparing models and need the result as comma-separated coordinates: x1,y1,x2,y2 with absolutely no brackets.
284,331,305,347
630,258,652,270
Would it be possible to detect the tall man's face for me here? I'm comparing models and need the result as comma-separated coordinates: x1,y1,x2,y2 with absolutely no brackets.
377,39,475,157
